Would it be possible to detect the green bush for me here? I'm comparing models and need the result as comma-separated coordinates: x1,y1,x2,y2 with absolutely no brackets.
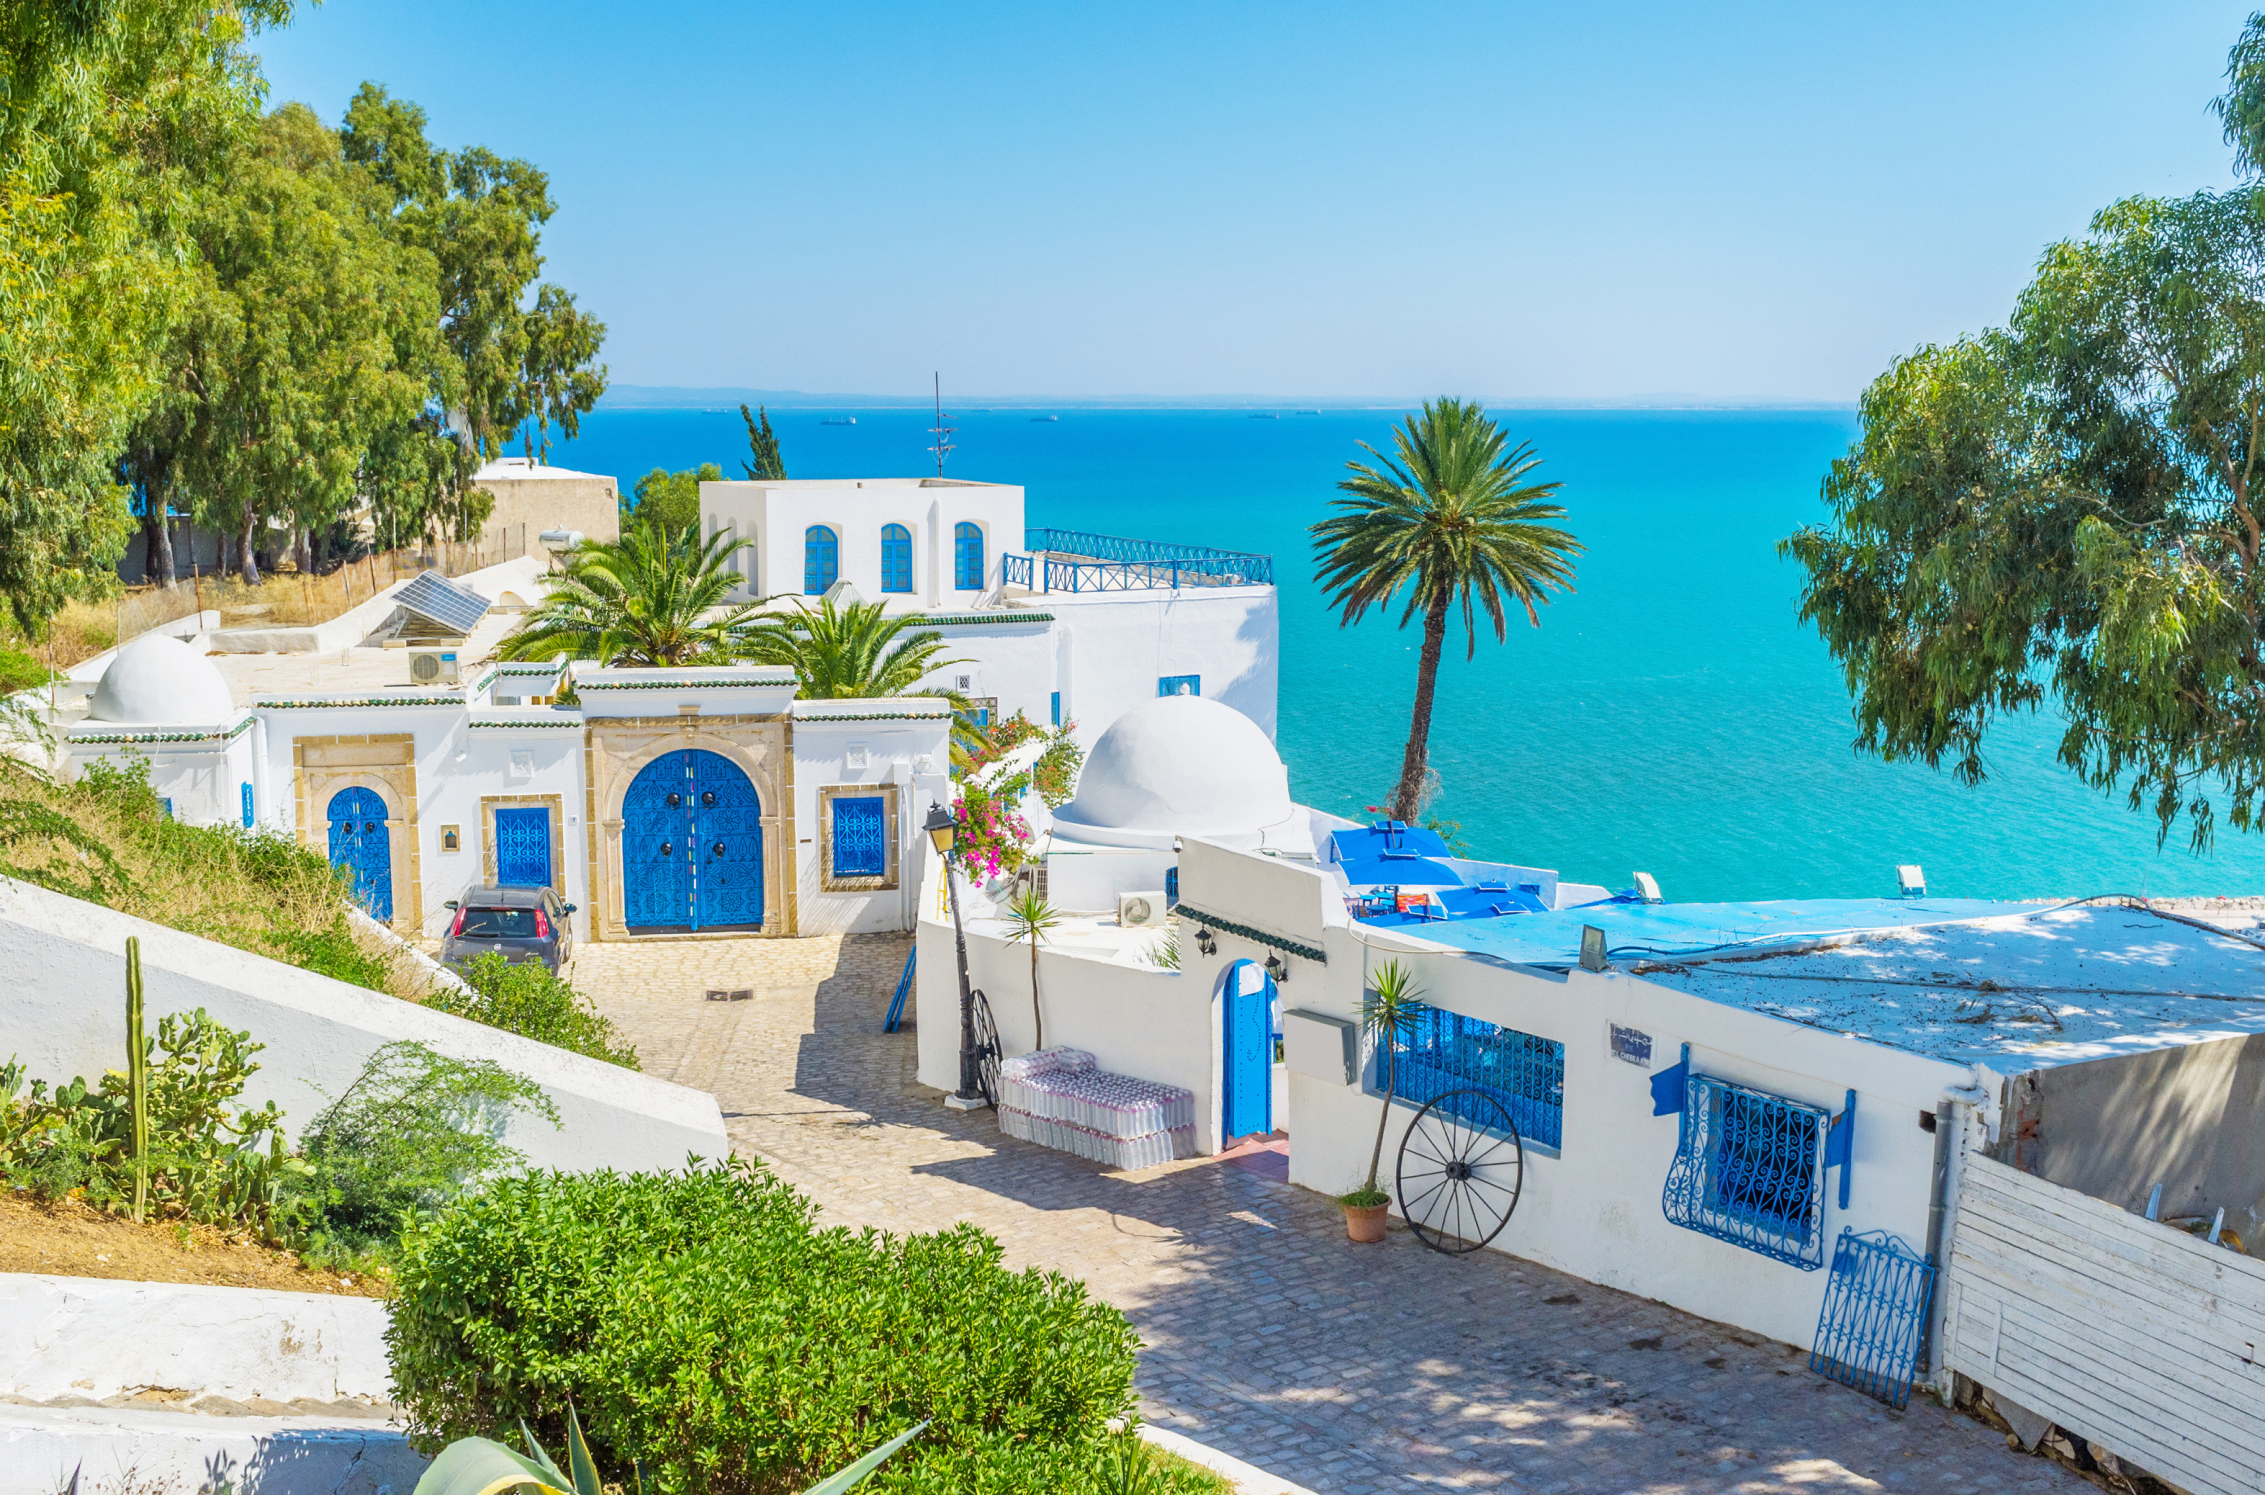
387,1160,1210,1494
0,646,50,694
428,954,638,1069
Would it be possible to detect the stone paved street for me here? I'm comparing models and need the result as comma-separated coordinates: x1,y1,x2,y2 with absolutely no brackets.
567,935,2082,1495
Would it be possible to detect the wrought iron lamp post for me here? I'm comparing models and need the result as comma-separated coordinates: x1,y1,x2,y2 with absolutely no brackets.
924,803,986,1108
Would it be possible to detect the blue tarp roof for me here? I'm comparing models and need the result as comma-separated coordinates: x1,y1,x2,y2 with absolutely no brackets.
1330,822,1464,886
1381,897,2037,967
1331,822,1452,860
1357,882,1554,927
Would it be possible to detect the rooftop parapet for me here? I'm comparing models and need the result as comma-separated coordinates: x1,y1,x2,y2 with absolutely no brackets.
1007,528,1273,593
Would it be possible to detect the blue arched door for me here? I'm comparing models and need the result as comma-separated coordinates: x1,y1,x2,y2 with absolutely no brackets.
326,786,393,921
1222,957,1275,1140
622,750,764,931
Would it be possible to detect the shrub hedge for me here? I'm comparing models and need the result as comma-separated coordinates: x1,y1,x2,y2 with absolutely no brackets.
428,954,637,1069
388,1159,1213,1494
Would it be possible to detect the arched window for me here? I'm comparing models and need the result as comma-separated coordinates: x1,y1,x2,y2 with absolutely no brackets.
954,522,985,591
880,524,913,593
804,525,838,594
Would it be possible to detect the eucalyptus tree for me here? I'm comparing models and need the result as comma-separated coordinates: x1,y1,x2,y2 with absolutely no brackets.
1311,398,1581,824
0,0,287,632
499,526,758,667
1784,14,2265,850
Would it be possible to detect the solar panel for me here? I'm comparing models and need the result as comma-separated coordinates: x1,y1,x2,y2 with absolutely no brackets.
393,570,490,637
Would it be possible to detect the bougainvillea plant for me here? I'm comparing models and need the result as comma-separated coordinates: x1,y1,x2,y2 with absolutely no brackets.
950,777,1035,880
964,711,1085,809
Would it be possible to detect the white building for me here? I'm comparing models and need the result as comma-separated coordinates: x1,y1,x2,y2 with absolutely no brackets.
700,476,1280,743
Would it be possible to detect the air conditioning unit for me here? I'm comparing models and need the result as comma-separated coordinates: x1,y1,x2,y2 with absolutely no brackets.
409,648,460,686
1118,890,1170,928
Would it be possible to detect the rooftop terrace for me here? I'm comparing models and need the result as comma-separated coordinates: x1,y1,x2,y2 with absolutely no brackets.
1005,528,1273,592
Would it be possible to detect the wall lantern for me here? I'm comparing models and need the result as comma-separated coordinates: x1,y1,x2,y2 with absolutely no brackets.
923,803,957,856
1264,952,1289,984
1195,927,1216,957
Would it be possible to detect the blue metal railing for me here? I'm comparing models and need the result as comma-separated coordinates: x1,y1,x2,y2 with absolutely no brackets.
1393,1008,1565,1149
1001,553,1034,590
1809,1229,1936,1409
1010,528,1274,591
1662,1071,1830,1269
884,946,915,1033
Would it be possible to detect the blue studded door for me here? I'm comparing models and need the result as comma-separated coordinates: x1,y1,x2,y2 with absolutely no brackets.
1222,958,1274,1141
494,807,552,888
326,787,393,921
621,750,765,931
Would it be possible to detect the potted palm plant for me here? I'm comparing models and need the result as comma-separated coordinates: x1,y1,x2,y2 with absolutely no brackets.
1338,960,1426,1242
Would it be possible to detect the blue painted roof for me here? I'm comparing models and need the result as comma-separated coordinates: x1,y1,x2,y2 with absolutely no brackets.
1383,897,2034,967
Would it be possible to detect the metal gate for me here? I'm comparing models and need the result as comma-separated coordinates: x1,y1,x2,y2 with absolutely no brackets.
326,786,393,921
1222,957,1274,1140
494,806,552,888
621,750,764,932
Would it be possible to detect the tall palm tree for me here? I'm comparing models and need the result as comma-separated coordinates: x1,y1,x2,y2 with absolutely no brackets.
498,524,759,666
1312,398,1581,823
737,598,986,762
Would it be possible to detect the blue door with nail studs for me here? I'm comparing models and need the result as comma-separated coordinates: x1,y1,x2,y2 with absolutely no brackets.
1222,958,1274,1140
622,750,764,931
494,806,551,888
326,786,393,921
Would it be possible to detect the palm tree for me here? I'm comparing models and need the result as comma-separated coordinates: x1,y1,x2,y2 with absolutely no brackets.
1350,960,1428,1205
738,597,988,764
1312,398,1581,823
1000,887,1062,1049
499,525,759,666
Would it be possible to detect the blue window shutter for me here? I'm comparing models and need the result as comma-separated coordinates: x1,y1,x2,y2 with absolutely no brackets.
1050,691,1061,726
804,526,838,594
160,797,173,819
831,796,887,877
954,522,983,589
880,524,913,592
240,782,254,828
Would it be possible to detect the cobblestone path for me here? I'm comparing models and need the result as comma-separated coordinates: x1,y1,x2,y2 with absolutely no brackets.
567,936,2079,1495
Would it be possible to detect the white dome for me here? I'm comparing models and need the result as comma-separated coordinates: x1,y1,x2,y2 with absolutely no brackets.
1052,695,1294,849
87,634,237,724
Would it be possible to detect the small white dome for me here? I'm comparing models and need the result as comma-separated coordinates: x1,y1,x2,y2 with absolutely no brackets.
87,634,237,724
1052,695,1293,849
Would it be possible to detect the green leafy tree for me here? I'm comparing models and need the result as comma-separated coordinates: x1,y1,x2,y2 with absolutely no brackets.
740,402,786,479
0,0,288,634
499,525,757,666
1783,16,2265,850
627,462,720,536
1312,398,1581,823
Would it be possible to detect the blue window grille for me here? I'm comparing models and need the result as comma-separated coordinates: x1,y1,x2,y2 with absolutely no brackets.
880,524,913,592
1159,674,1200,697
1809,1229,1937,1409
1662,1071,1829,1269
804,526,839,594
1050,690,1061,727
240,782,254,828
1392,1007,1565,1150
954,522,984,589
830,795,888,877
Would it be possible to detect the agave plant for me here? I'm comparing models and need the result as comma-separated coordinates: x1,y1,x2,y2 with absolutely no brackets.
413,1405,927,1495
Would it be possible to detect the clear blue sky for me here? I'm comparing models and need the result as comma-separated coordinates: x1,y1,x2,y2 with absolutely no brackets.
256,2,2255,401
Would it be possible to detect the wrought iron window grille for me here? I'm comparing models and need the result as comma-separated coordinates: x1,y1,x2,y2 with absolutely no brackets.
1661,1069,1831,1269
1809,1228,1936,1408
1392,1007,1566,1151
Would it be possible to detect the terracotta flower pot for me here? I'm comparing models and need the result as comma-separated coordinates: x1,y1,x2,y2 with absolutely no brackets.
1343,1201,1389,1243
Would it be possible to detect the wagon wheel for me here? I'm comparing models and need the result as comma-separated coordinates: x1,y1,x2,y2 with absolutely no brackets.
1395,1089,1525,1256
971,988,1004,1106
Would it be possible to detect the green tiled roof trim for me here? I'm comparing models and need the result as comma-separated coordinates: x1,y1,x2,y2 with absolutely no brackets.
468,719,583,729
69,717,255,745
1170,904,1328,964
576,678,793,690
797,710,951,721
255,696,462,708
905,612,1055,626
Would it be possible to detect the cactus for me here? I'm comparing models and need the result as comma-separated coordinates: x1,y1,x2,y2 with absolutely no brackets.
126,936,148,1222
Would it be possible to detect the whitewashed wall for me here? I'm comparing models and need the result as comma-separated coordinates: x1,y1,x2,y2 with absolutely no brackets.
1179,839,1979,1351
1047,590,1278,744
789,707,951,936
701,478,1025,606
0,879,728,1174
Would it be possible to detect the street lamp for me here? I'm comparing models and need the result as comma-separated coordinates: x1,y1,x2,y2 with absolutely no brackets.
925,802,986,1109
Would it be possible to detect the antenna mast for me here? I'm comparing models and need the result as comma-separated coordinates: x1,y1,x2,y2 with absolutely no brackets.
928,372,954,476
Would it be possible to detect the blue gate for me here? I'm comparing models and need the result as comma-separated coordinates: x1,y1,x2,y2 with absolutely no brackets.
494,806,552,888
1222,957,1274,1140
326,786,393,921
621,750,764,931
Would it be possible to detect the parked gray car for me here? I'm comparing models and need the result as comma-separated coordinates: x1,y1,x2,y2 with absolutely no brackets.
442,884,574,973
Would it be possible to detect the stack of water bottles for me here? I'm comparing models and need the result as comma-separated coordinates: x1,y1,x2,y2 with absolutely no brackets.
995,1046,1197,1170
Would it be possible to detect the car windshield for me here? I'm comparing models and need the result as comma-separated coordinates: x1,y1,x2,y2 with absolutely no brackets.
458,906,538,938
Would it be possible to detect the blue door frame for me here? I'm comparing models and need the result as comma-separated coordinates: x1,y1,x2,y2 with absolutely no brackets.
621,750,764,931
326,786,393,921
494,806,552,888
1222,957,1275,1140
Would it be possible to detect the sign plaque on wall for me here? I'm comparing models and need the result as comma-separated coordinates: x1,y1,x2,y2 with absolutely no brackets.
1609,1023,1654,1067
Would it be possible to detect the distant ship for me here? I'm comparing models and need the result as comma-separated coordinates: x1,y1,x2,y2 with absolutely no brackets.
820,416,857,426
1031,415,1060,423
1249,412,1279,420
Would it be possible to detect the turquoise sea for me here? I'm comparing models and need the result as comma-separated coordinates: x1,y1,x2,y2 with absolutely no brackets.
539,405,2265,903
